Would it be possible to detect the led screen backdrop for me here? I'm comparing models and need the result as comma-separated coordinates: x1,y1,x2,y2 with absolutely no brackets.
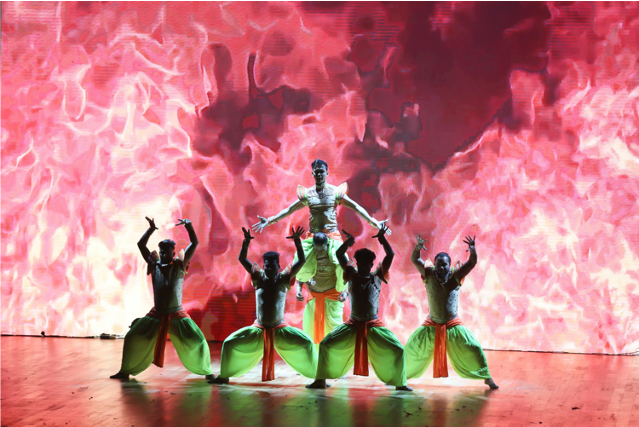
2,2,638,354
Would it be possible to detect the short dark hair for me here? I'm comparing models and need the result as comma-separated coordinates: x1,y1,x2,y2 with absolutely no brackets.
434,252,451,263
311,159,328,170
263,251,280,263
158,239,176,251
354,248,376,265
313,232,328,246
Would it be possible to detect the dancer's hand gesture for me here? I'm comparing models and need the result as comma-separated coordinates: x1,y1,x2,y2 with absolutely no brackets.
342,229,355,247
463,235,476,252
415,233,427,250
287,226,305,241
145,216,158,230
373,223,389,240
242,227,254,243
252,216,270,233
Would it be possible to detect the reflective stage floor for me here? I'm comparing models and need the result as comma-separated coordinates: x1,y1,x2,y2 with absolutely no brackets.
1,337,637,427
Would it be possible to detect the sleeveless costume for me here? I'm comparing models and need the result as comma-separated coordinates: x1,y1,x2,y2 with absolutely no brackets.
404,260,492,380
117,249,213,377
291,183,349,344
314,263,408,387
219,264,317,381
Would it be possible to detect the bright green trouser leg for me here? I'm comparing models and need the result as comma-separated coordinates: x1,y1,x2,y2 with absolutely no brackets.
119,316,213,376
302,298,344,344
220,326,318,379
405,325,491,380
316,324,407,386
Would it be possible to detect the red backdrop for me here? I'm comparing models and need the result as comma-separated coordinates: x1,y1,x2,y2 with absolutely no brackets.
2,2,638,354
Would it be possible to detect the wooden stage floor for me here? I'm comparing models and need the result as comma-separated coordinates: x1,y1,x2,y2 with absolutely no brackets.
1,336,637,427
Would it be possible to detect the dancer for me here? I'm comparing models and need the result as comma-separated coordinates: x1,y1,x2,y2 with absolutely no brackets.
209,226,317,384
306,224,412,391
253,159,386,343
404,234,498,389
110,217,213,381
295,232,348,345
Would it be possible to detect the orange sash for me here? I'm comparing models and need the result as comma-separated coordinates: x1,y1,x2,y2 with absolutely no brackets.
252,319,290,382
308,288,342,344
147,307,191,368
304,230,343,242
344,317,386,376
422,317,463,378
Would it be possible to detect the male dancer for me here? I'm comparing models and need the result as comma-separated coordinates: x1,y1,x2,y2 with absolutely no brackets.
110,217,213,381
253,159,387,343
405,234,498,389
306,225,412,391
295,232,348,344
209,226,317,384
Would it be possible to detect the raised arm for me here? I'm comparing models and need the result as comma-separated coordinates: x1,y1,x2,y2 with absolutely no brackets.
454,235,478,282
410,233,428,277
374,224,394,272
252,199,306,233
138,216,157,262
336,229,355,270
340,194,391,235
238,227,255,274
288,226,307,277
176,219,198,265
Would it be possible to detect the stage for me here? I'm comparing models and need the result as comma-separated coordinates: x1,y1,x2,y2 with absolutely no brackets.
1,337,636,427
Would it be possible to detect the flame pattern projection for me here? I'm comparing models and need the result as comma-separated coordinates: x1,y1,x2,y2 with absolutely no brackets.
2,2,638,354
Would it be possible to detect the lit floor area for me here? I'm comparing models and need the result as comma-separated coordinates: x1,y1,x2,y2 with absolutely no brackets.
1,337,637,427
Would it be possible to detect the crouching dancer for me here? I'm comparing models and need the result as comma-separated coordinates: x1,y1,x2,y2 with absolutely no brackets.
209,226,317,384
405,234,498,389
306,225,412,391
110,217,213,381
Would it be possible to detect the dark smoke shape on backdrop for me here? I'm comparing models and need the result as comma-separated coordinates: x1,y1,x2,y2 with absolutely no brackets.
2,2,638,354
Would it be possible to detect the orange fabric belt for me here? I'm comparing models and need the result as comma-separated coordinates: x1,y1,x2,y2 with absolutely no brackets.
422,317,463,378
147,307,191,368
308,288,342,344
252,319,289,382
344,317,385,377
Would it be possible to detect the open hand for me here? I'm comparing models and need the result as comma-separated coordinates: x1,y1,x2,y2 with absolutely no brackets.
287,226,305,240
342,229,355,247
415,233,427,249
463,235,476,251
252,216,269,233
175,218,191,227
242,227,254,242
373,223,389,239
375,219,392,235
145,216,158,230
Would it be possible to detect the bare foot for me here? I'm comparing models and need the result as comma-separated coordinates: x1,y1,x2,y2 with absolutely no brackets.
209,376,229,384
306,379,330,389
485,378,499,389
110,372,129,380
205,374,216,382
396,385,413,391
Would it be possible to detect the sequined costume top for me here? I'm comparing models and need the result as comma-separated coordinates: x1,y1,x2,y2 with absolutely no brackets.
251,263,292,328
344,263,389,322
422,267,462,324
297,183,348,234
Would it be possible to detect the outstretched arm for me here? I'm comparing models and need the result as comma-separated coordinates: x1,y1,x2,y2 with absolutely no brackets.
455,235,477,282
410,233,427,277
374,224,394,273
176,219,198,265
238,227,255,274
340,194,391,235
288,226,307,277
252,200,306,233
138,216,157,262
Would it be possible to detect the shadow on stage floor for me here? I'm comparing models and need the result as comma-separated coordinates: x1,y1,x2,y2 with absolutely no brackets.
1,337,637,427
